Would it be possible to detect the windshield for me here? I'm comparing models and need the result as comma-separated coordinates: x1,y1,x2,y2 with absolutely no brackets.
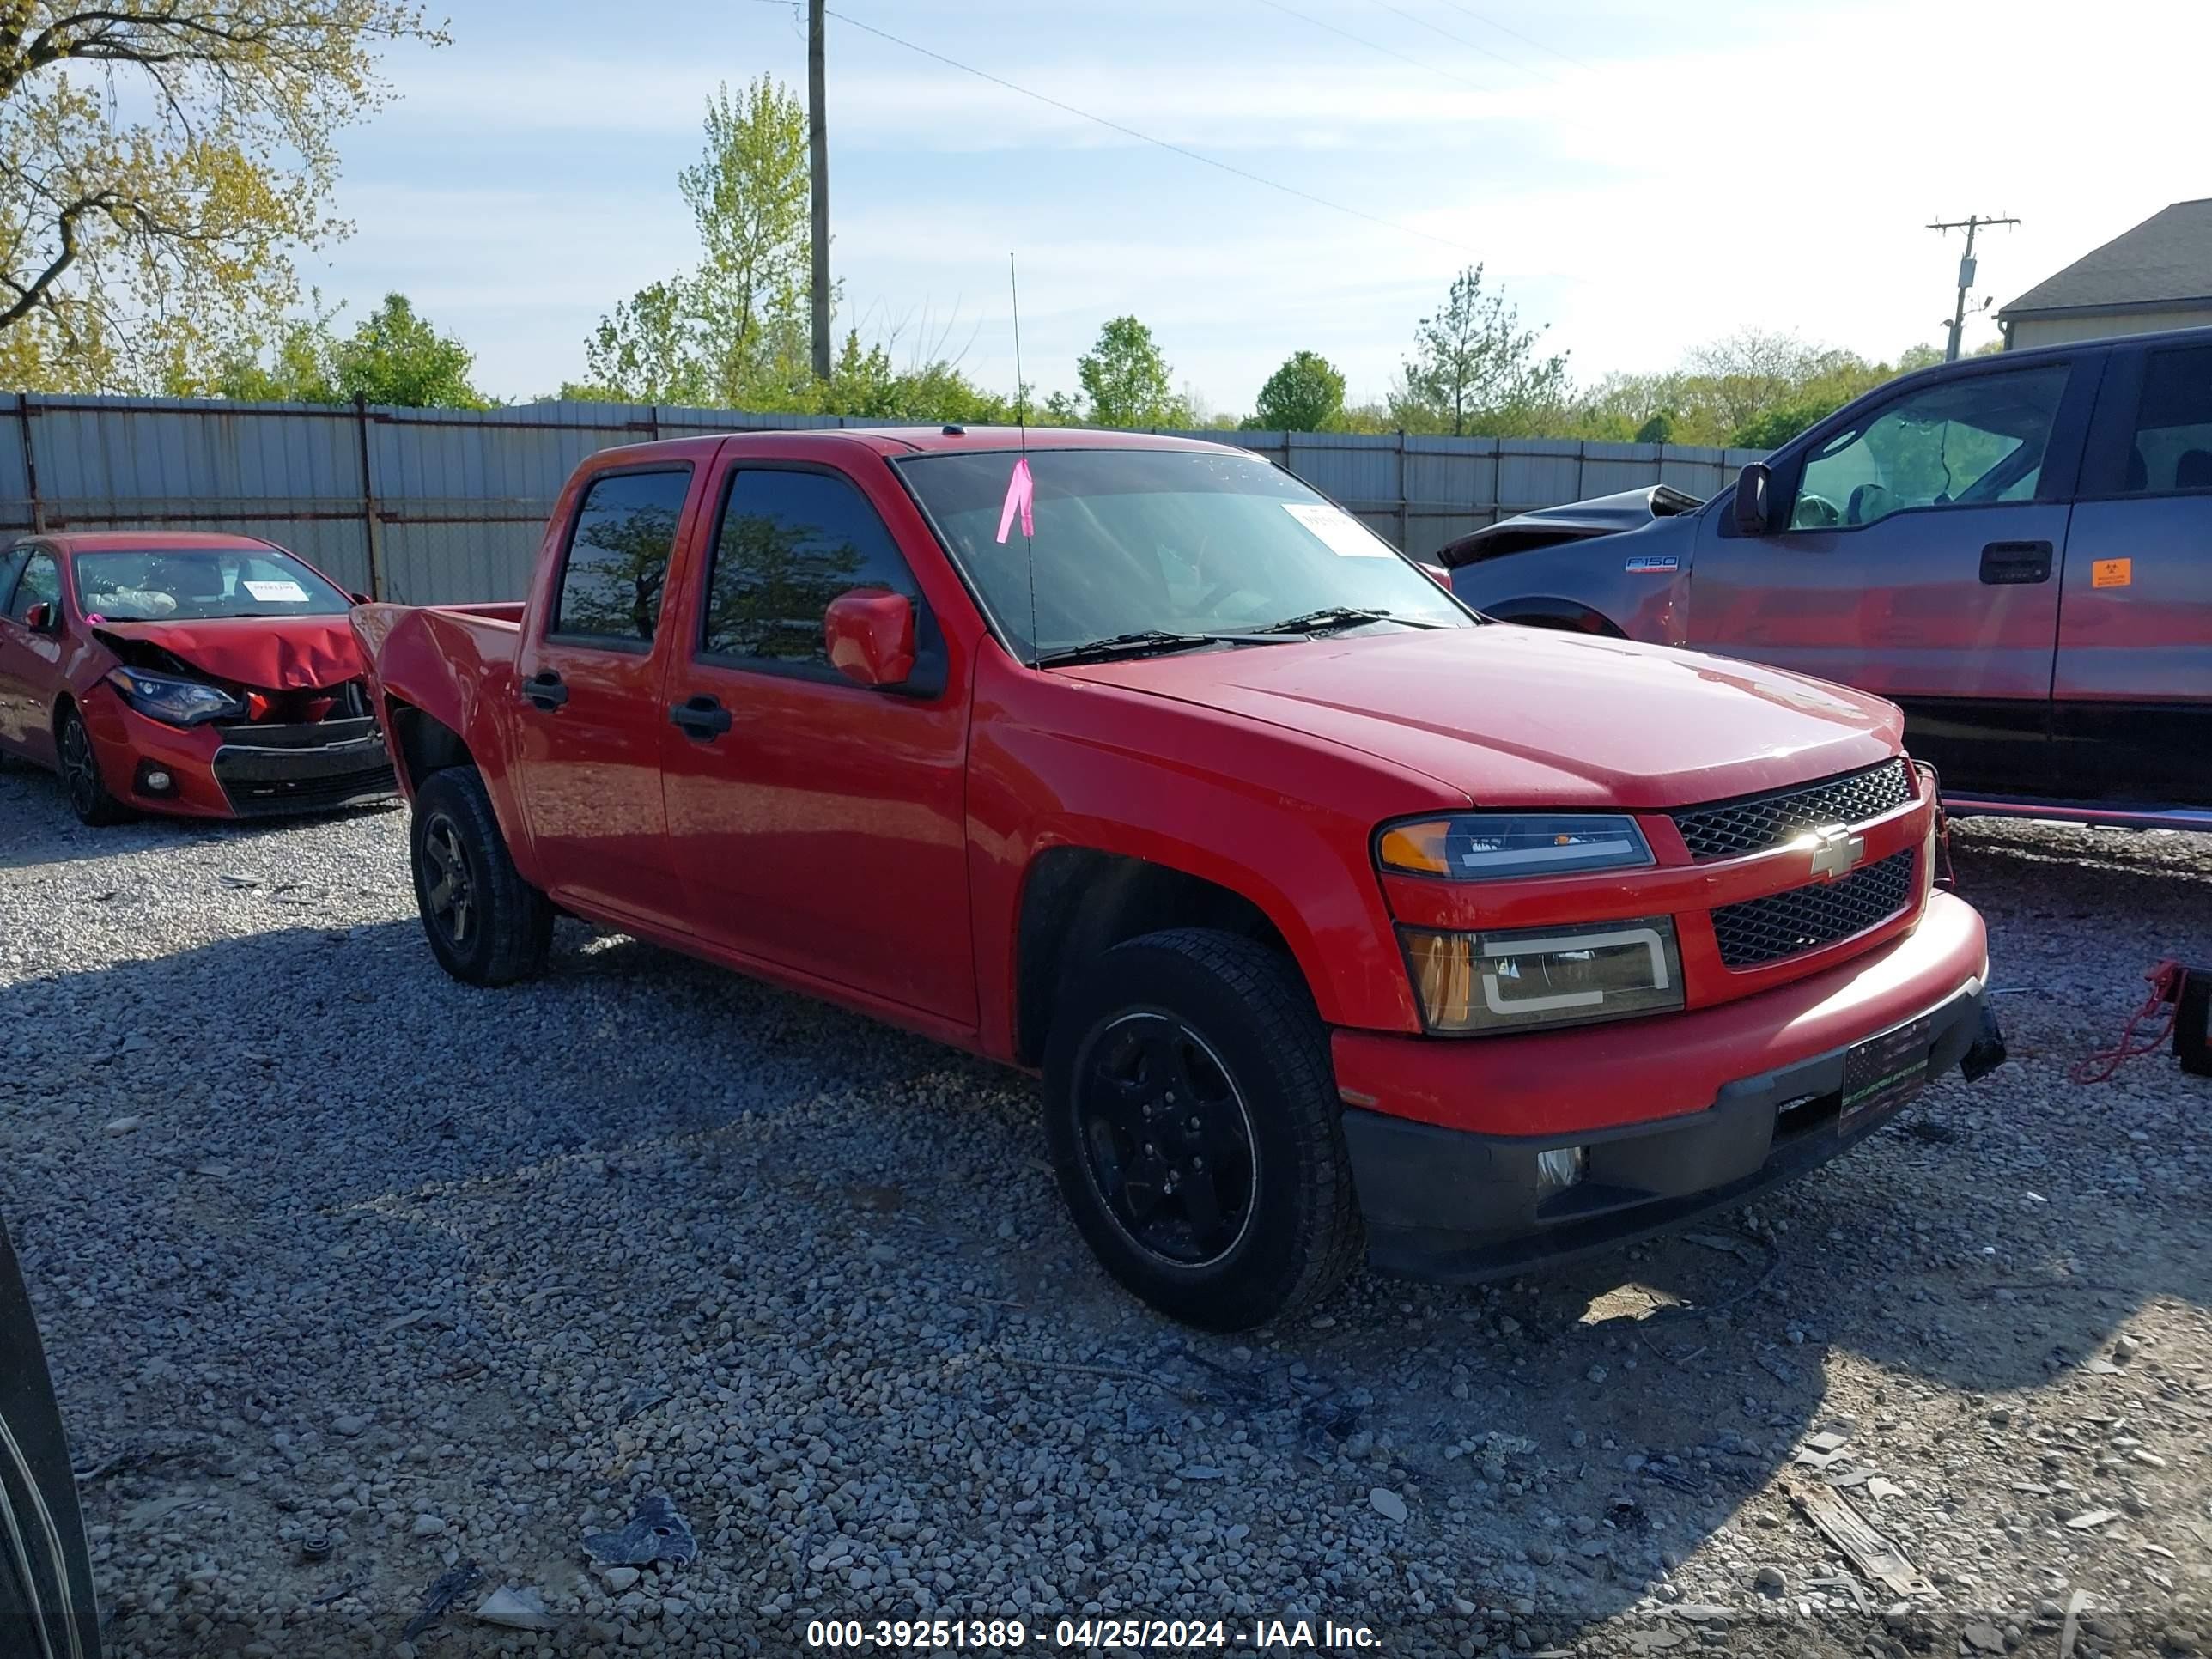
76,547,351,622
894,447,1468,661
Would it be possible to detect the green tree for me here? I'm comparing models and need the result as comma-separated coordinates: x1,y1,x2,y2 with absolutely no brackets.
817,331,1018,423
1076,315,1187,428
683,76,812,405
1251,349,1345,431
583,77,813,409
0,0,446,393
577,280,709,405
198,299,342,403
188,291,485,408
1392,264,1569,437
328,293,486,407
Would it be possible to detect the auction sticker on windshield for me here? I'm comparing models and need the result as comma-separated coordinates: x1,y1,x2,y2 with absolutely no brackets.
242,580,309,603
1281,501,1393,556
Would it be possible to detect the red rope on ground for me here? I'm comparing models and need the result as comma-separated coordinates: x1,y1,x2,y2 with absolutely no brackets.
2070,959,2185,1085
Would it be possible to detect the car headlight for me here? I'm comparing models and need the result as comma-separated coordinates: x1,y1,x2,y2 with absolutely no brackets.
105,666,246,727
1400,916,1685,1034
1377,812,1654,881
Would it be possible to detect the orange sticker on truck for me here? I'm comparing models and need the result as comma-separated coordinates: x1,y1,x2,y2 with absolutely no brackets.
2093,558,2132,588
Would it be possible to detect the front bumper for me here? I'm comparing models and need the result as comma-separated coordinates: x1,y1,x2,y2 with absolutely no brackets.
81,692,396,820
1334,891,2000,1281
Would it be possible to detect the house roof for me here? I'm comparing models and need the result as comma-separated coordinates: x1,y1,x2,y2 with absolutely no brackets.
2002,198,2212,319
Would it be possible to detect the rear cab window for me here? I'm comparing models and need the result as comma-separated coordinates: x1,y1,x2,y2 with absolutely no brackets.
550,467,696,647
2119,344,2212,494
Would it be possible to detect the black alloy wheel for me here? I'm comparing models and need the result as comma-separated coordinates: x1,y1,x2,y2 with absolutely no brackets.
56,706,128,825
1074,1011,1258,1268
420,811,476,950
407,765,552,986
1043,928,1364,1331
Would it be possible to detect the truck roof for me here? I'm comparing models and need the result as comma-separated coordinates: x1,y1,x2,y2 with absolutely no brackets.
582,425,1248,467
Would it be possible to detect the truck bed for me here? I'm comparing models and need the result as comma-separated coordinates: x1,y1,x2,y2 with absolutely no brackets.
350,600,526,780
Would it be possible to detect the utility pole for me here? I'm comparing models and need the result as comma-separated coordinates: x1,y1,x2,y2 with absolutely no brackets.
808,0,831,381
1928,213,2020,361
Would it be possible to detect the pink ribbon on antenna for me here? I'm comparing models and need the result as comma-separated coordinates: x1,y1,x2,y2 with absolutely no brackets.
994,455,1035,544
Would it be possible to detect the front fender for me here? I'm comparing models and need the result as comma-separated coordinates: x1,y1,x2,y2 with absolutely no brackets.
963,653,1467,1060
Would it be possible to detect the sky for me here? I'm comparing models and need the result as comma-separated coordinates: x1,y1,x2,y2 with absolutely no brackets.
310,0,2212,410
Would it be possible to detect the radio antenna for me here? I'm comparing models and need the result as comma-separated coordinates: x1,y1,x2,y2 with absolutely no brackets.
1010,251,1037,664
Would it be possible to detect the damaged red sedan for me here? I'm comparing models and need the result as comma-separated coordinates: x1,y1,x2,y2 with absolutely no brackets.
0,531,395,824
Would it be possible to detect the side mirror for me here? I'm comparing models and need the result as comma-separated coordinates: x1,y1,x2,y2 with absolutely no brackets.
349,592,370,606
1733,462,1774,536
21,600,57,635
823,589,917,689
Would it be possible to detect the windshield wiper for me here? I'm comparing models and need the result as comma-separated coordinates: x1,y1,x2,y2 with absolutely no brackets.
1033,630,1278,668
1255,605,1441,635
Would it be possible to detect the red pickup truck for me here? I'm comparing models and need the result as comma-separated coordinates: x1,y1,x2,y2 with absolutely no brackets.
355,427,2005,1330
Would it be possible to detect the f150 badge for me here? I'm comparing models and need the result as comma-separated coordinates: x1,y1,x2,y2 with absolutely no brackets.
1624,554,1680,574
1807,823,1865,881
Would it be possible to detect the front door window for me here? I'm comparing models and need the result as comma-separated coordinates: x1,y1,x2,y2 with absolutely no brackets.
1790,366,2070,530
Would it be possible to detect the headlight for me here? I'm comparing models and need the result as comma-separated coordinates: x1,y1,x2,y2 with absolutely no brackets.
1401,916,1684,1034
105,666,246,727
1377,813,1654,881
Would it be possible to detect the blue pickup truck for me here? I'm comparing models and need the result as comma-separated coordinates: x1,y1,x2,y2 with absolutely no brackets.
1445,328,2212,830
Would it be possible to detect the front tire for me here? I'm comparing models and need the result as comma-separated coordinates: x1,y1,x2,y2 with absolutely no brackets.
410,767,552,986
56,704,131,826
1043,928,1364,1331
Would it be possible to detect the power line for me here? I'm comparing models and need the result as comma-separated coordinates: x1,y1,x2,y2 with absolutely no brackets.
1251,0,1494,92
1372,0,1528,73
1437,0,1598,73
821,7,1484,258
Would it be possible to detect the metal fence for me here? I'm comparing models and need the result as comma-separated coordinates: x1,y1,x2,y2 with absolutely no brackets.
0,392,1765,605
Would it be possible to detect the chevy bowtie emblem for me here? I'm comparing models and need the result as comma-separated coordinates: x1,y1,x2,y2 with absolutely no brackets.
1807,823,1864,881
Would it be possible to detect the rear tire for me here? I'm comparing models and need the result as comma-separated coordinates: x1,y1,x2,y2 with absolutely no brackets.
56,703,131,826
410,766,552,986
1043,927,1364,1331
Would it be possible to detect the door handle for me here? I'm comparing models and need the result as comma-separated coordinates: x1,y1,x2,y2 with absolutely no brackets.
669,694,733,740
1978,540,2053,585
521,670,569,710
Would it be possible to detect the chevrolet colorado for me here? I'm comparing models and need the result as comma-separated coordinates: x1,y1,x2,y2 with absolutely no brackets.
354,427,2004,1329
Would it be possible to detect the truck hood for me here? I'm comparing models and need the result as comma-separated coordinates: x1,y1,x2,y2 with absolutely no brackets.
1436,485,1702,568
1059,625,1902,810
89,615,366,691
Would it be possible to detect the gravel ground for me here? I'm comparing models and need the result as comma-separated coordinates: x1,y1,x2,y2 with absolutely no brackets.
2,762,2207,1659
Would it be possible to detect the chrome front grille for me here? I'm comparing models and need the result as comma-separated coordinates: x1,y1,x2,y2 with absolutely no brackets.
1671,760,1915,861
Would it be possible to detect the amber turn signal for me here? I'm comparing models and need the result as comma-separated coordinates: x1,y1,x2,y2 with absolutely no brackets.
1376,820,1452,875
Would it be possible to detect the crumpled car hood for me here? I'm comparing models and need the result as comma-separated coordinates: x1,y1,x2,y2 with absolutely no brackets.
1436,485,1703,568
1059,624,1904,810
90,615,366,691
